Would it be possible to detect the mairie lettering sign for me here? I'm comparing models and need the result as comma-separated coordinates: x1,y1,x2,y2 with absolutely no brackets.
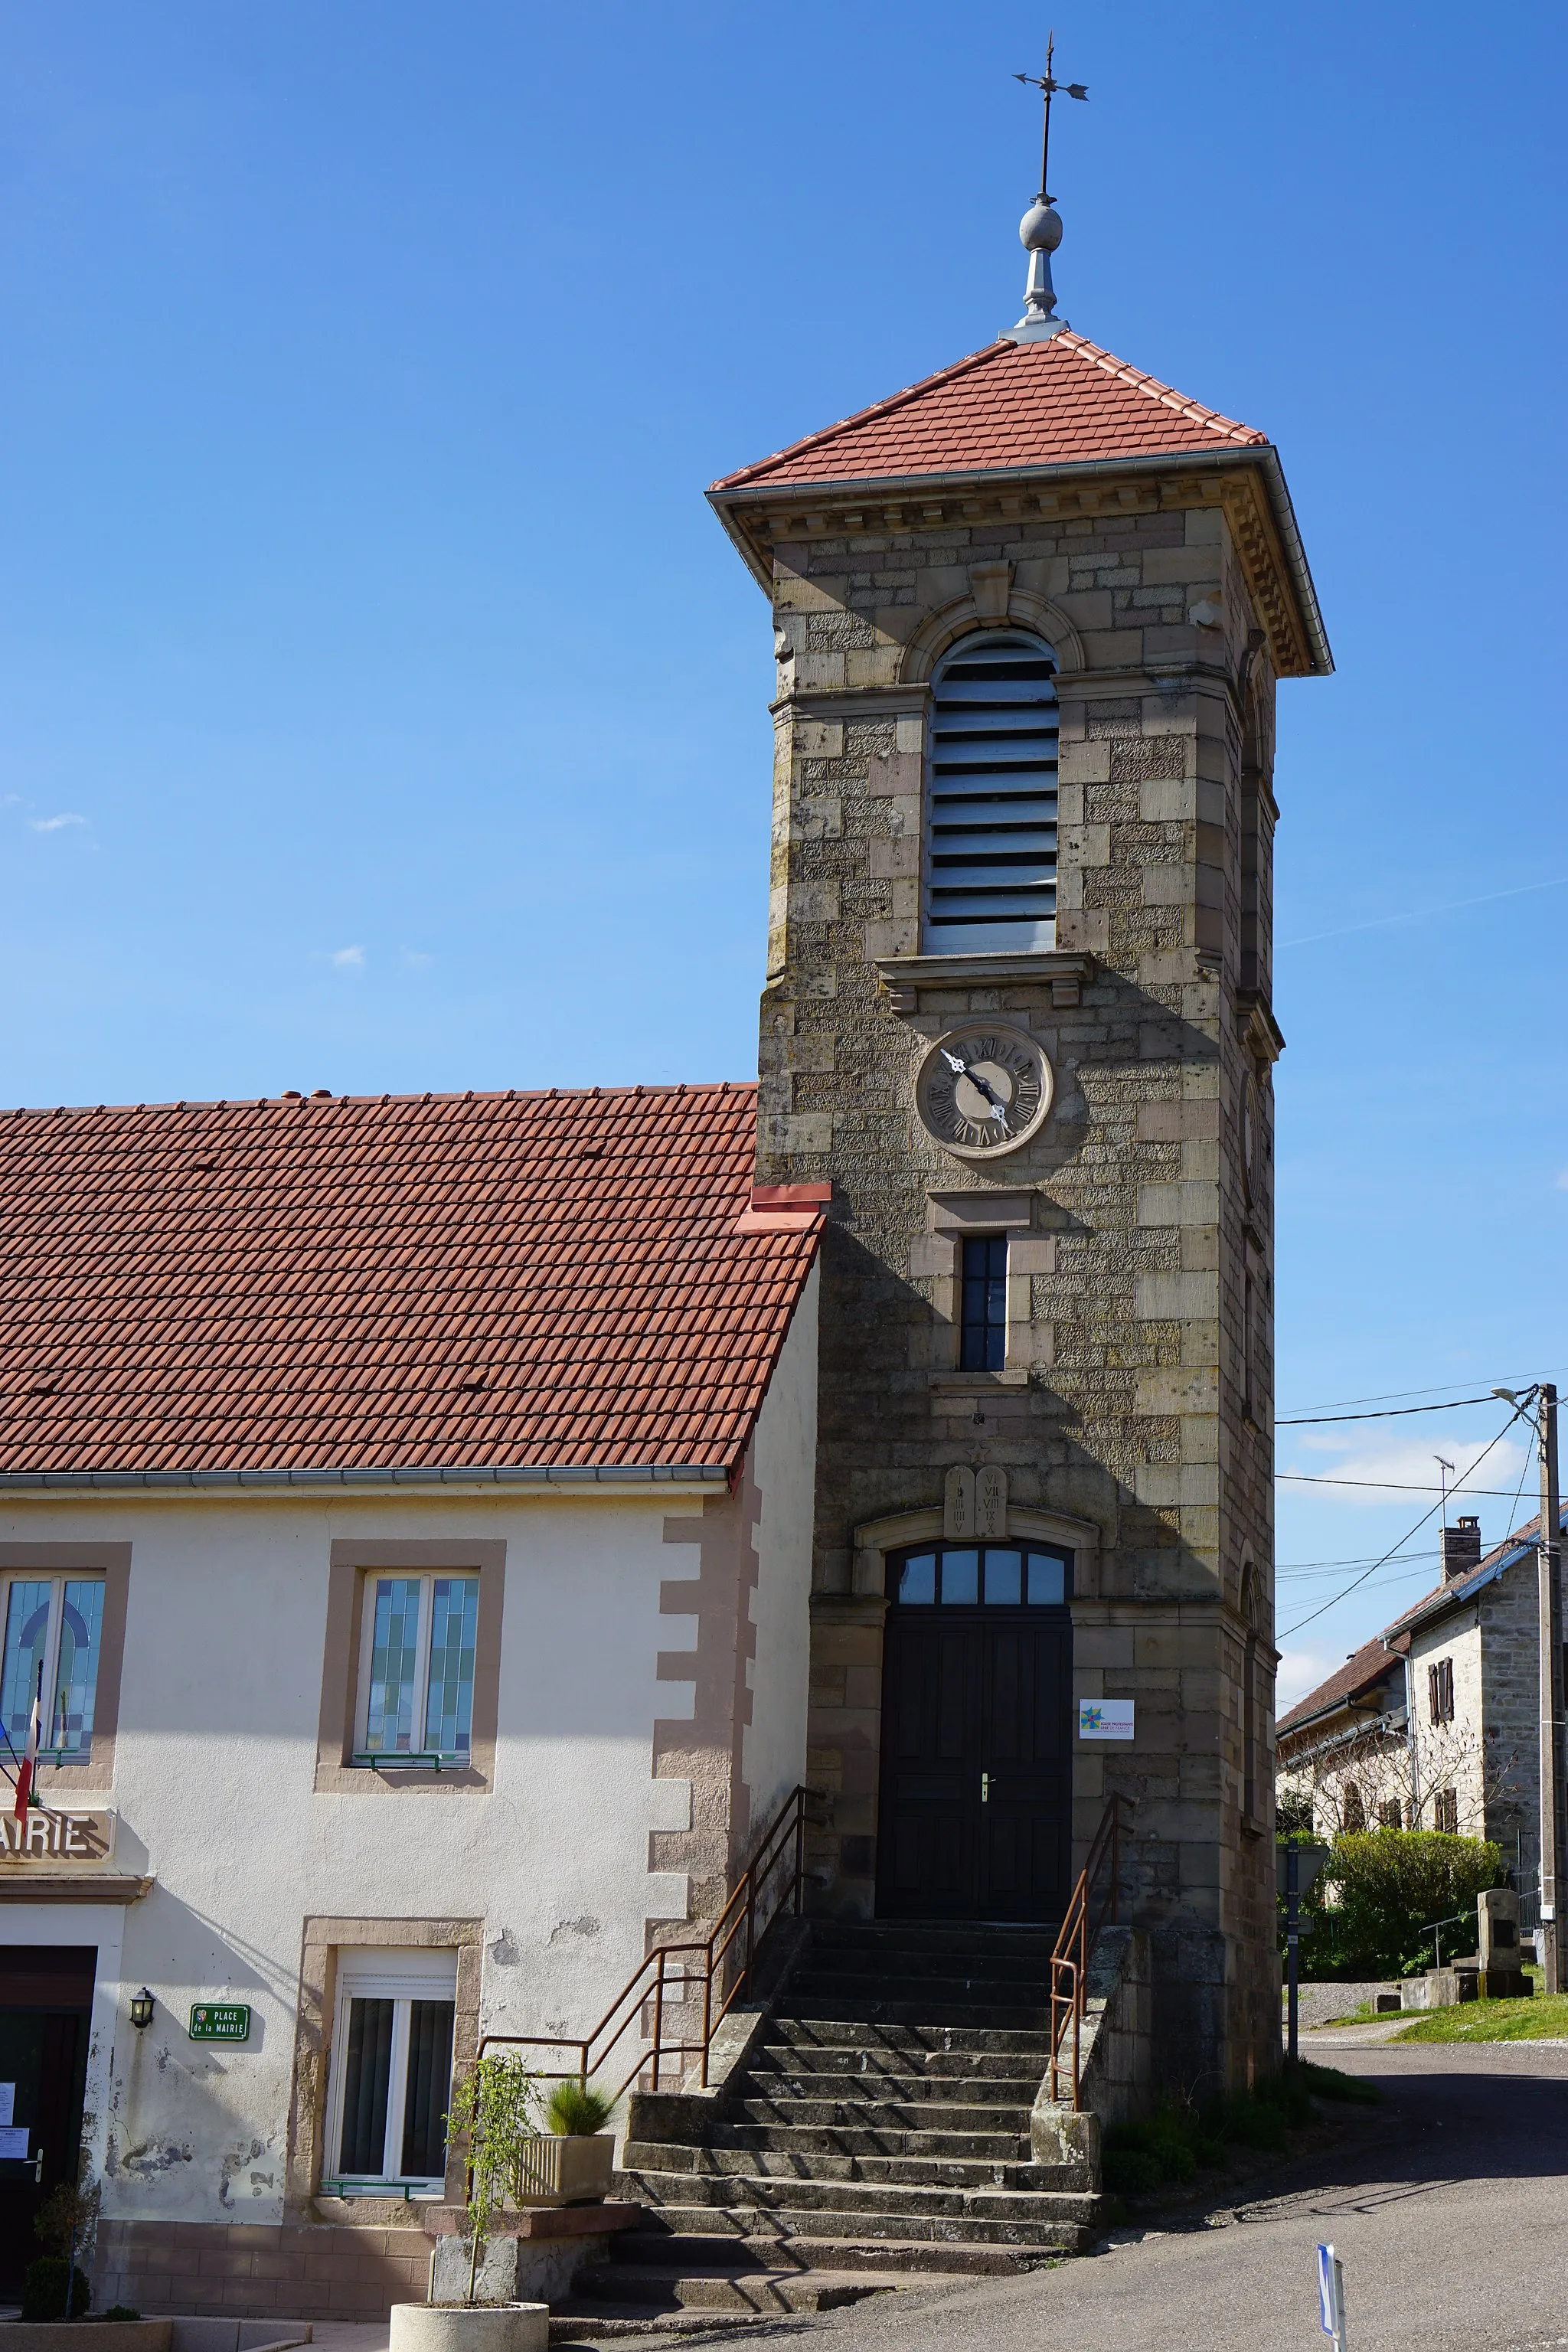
0,1808,116,1864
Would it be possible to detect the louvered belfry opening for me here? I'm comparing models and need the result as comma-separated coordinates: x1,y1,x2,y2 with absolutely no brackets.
923,629,1059,954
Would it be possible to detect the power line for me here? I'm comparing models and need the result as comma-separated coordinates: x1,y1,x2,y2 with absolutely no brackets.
1279,1411,1522,1640
1278,1473,1525,1496
1278,1366,1568,1420
1279,1394,1497,1426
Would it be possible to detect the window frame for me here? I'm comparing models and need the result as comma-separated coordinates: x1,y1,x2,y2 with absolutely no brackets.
887,1540,1073,1610
352,1572,479,1770
1428,1656,1455,1726
322,1947,459,2200
315,1541,505,1795
959,1233,1009,1373
0,1570,107,1768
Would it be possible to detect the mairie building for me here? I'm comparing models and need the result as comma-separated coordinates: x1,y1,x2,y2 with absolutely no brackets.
0,188,1327,2319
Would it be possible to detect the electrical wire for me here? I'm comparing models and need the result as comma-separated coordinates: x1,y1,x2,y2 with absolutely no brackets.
1279,1394,1497,1426
1279,1367,1568,1419
1279,1410,1525,1640
1278,1474,1526,1496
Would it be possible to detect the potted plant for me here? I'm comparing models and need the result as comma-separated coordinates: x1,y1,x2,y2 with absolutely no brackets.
534,2079,616,2204
392,2049,550,2349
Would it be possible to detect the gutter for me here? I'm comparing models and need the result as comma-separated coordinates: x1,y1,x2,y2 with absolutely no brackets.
708,444,1333,678
0,1462,732,1496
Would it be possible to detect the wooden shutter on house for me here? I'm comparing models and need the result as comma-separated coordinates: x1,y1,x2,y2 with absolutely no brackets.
924,632,1059,955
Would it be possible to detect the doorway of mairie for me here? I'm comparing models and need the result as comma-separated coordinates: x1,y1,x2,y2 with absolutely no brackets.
0,1945,95,2298
876,1537,1073,1922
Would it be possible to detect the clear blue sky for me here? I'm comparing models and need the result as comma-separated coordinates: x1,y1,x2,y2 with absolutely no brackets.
3,2,1563,1698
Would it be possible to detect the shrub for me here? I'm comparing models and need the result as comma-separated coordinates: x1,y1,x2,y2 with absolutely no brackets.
104,2307,143,2322
545,2079,615,2136
21,2256,90,2320
1288,1829,1503,1979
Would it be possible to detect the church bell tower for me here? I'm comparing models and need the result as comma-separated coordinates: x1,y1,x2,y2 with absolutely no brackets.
709,139,1331,2093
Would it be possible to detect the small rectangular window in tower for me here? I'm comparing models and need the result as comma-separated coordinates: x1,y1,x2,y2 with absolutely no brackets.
959,1236,1008,1371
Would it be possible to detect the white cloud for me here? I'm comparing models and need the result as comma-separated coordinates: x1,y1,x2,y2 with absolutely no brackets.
30,812,87,832
401,947,434,968
1277,1649,1337,1712
331,945,366,970
1284,1427,1527,1508
1556,1168,1568,1192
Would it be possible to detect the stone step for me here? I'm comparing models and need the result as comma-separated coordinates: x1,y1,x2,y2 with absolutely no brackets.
619,2199,1098,2252
710,2122,1033,2161
782,1998,1051,2030
626,2137,1054,2181
765,2017,1054,2053
789,1962,1049,1998
608,2230,1052,2279
549,2307,776,2340
752,2042,1047,2081
617,2164,1098,2220
809,1922,1060,1955
571,2262,901,2316
733,2096,1036,2132
798,1945,1055,1980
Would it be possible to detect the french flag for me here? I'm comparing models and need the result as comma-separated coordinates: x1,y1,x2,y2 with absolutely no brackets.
12,1664,42,1822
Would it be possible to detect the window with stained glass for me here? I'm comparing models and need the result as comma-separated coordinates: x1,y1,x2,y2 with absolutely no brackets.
354,1573,479,1764
1,1575,106,1764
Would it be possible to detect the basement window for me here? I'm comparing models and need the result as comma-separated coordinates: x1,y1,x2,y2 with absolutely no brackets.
923,631,1059,955
323,1949,457,2198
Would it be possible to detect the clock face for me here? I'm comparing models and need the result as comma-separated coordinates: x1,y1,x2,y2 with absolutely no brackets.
915,1024,1054,1159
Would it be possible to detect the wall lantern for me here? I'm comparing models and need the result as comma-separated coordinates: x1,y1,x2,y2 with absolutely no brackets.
129,1988,155,2030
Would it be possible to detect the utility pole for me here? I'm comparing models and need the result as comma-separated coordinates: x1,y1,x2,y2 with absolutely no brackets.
1539,1383,1563,1994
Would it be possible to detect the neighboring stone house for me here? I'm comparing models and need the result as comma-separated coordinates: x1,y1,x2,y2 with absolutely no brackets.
1278,1512,1555,1867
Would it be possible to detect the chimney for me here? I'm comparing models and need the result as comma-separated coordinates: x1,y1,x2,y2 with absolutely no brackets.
1442,1515,1482,1584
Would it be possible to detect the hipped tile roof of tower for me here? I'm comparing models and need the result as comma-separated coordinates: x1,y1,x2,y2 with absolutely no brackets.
711,332,1269,492
0,1083,823,1477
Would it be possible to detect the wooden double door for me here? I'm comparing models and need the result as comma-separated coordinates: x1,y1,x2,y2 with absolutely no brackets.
876,1552,1072,1922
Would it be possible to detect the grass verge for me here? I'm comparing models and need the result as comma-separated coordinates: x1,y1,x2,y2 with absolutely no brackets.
1100,2060,1377,2197
1396,1990,1568,2042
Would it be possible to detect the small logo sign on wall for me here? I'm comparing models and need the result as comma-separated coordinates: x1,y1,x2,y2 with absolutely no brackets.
1078,1700,1135,1742
189,2003,251,2043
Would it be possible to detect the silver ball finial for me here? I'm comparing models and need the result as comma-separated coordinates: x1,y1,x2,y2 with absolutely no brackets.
1019,200,1063,254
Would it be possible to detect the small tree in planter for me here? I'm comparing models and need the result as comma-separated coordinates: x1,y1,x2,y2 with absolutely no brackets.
445,2052,541,2303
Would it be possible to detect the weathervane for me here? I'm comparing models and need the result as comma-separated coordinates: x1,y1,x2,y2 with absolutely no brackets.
1001,30,1088,346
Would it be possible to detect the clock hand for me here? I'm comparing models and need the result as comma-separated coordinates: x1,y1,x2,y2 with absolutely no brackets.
942,1047,1008,1116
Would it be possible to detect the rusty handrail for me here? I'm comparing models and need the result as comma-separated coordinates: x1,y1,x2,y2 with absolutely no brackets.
476,1782,813,2104
1047,1790,1132,2110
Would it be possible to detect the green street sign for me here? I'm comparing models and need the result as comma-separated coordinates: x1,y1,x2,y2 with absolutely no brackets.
188,2002,250,2043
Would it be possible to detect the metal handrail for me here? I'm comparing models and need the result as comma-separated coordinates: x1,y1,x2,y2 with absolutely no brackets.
476,1782,812,2101
1047,1790,1132,2111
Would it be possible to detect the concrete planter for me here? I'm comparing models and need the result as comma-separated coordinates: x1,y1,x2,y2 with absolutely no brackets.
388,2305,547,2352
515,2133,614,2207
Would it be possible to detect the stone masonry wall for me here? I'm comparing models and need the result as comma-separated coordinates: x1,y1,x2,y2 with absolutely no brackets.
740,466,1288,2092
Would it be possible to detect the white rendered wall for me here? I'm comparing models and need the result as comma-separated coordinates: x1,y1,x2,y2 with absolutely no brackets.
743,1263,818,1837
0,1488,716,2230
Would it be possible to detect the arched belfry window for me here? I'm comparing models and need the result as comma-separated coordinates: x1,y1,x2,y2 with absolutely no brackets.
923,629,1059,956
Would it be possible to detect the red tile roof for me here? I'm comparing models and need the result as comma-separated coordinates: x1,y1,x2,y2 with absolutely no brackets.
712,332,1269,493
0,1084,821,1478
1276,1635,1403,1739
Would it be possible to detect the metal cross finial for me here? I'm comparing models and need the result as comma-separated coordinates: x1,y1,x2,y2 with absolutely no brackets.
1014,29,1088,205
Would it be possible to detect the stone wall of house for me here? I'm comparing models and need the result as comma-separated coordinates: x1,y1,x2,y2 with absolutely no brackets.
1409,1565,1538,1862
742,462,1292,2093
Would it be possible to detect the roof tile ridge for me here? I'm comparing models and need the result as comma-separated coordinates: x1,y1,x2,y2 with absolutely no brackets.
711,343,1008,491
1060,331,1269,447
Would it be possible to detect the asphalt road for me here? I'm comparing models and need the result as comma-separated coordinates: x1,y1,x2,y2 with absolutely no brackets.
767,2036,1568,2352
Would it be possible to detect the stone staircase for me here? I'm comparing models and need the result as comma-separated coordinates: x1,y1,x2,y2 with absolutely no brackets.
551,1919,1105,2336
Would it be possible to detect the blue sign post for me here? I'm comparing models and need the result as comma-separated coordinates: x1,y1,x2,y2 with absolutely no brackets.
1317,2243,1346,2352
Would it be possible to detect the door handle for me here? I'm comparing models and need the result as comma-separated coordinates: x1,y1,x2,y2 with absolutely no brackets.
981,1772,991,1803
33,2146,44,2183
